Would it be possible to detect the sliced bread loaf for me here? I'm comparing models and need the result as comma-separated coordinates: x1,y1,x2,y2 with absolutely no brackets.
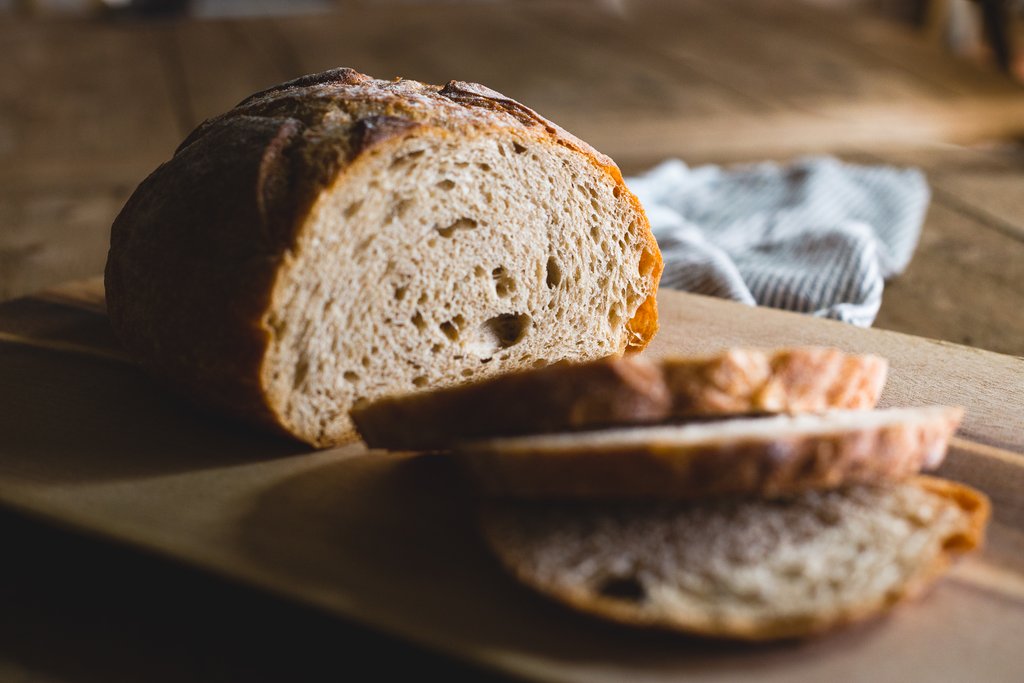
480,476,990,640
459,406,962,499
353,347,887,449
104,68,662,447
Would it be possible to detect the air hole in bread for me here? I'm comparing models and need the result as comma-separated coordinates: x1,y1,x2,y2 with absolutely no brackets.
597,576,647,603
430,343,442,353
478,162,492,172
360,356,371,368
612,185,622,198
390,150,424,168
411,311,427,331
394,285,407,301
492,267,515,298
474,265,486,278
436,179,456,191
343,200,363,218
343,371,359,383
544,257,562,289
608,304,622,330
461,368,474,377
436,217,478,238
292,358,309,389
412,375,428,388
354,235,374,253
590,225,600,241
387,198,413,222
512,142,527,154
439,315,464,342
483,313,530,349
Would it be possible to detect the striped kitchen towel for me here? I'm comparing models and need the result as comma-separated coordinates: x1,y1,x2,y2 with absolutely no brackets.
626,157,930,327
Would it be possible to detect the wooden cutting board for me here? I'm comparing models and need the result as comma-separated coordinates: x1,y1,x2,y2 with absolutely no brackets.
1,278,1022,682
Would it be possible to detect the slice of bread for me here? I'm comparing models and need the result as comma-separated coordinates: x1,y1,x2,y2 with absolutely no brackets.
480,476,990,641
354,356,671,450
104,68,662,447
353,347,887,449
459,406,962,499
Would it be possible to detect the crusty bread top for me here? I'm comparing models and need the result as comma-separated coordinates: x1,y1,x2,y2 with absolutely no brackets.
353,356,671,450
354,347,887,450
663,347,888,416
480,476,990,640
460,406,963,499
105,68,662,444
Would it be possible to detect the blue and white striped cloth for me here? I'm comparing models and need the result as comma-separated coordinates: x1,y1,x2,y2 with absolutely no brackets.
626,157,930,327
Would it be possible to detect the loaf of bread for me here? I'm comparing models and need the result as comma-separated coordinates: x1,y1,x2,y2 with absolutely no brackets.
104,68,662,446
459,405,962,499
481,476,990,640
354,347,888,449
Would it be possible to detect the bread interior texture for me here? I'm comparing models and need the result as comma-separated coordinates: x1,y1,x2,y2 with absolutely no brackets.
261,131,656,445
485,481,981,639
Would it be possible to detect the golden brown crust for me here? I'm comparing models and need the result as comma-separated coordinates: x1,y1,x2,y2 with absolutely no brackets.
461,407,963,499
663,347,888,416
105,67,658,439
354,347,886,451
353,356,671,450
480,476,991,641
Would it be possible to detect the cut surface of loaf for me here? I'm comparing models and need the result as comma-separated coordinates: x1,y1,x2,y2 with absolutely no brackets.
461,406,962,499
481,476,990,640
104,68,662,447
354,347,887,449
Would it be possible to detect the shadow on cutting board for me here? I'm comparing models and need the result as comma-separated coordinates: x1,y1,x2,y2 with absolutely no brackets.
0,342,307,483
235,450,904,679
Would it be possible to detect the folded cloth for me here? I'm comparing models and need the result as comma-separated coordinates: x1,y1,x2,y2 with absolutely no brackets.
626,157,930,327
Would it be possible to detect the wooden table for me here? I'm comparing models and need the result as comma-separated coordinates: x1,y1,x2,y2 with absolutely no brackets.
3,0,1024,355
2,2,1024,681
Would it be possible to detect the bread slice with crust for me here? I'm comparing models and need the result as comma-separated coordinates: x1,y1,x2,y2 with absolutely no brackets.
105,68,662,447
353,347,887,449
480,476,990,641
354,356,670,450
459,406,962,499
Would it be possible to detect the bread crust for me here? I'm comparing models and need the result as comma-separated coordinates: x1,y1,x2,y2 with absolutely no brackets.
354,347,887,450
354,356,671,450
480,476,991,641
460,407,963,499
104,68,661,441
664,347,889,416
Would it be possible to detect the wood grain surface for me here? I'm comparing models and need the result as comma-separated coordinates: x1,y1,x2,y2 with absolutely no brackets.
0,279,1021,682
4,0,1024,360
